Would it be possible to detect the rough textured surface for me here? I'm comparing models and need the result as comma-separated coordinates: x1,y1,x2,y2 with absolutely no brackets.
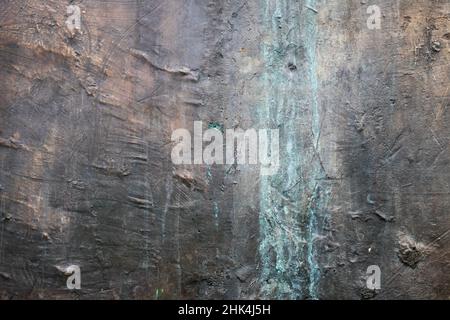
0,0,449,299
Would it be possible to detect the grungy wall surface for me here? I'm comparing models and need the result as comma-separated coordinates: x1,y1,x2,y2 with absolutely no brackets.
0,0,449,299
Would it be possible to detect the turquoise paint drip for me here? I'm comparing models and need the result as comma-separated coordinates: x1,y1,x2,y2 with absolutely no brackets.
257,0,327,299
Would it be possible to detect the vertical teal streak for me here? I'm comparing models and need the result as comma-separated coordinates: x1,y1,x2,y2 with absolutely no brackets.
305,0,320,300
258,0,327,300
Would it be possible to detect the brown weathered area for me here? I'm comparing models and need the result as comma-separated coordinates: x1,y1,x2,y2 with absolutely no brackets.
0,0,449,299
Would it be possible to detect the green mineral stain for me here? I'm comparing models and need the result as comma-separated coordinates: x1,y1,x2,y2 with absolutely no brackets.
257,0,328,299
206,166,219,228
206,166,213,181
155,288,164,300
213,202,220,228
208,121,224,133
